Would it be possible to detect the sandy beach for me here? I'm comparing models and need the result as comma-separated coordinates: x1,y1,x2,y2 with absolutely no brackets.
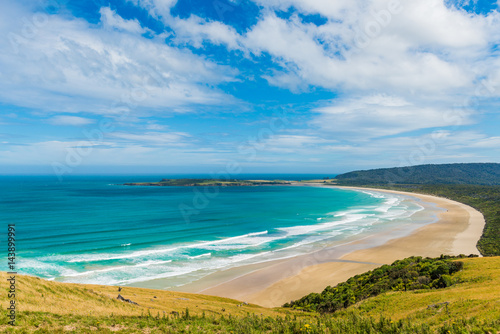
184,186,485,307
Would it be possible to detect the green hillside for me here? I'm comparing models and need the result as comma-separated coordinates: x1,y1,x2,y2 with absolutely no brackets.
335,163,500,185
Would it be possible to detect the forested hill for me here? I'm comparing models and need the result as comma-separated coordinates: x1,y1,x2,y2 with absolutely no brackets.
335,163,500,185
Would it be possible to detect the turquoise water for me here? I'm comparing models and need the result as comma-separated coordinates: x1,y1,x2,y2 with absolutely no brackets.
1,175,426,288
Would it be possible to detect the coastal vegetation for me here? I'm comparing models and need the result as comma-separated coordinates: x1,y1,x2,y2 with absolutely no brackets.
284,255,473,313
2,256,500,333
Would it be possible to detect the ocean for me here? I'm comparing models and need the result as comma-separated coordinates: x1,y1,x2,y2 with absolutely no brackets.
1,175,432,289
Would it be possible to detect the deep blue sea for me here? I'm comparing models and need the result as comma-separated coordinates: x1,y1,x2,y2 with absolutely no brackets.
1,175,426,289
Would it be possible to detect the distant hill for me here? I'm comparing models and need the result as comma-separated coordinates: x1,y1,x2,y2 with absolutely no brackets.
335,163,500,185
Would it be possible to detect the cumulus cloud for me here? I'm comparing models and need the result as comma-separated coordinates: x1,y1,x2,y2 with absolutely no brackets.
239,1,498,97
124,0,500,100
170,15,241,49
127,0,178,19
99,7,148,34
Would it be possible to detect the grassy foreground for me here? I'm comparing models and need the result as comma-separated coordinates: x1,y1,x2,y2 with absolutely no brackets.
2,256,500,333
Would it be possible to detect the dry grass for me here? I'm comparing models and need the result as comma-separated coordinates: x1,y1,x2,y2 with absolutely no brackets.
0,272,296,319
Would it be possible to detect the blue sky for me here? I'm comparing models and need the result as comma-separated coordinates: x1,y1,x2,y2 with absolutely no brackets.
1,0,500,175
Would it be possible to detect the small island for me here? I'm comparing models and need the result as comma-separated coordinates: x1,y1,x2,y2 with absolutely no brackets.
123,178,296,187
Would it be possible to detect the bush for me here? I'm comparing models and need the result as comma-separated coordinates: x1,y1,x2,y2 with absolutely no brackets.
285,256,464,313
433,275,453,288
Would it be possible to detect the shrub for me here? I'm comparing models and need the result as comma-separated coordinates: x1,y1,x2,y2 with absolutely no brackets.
285,256,464,313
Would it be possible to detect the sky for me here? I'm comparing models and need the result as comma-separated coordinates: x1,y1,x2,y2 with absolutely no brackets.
1,0,500,176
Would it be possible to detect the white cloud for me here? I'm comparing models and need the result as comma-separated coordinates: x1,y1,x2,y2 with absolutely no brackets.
245,14,478,95
225,0,499,101
48,116,95,126
0,2,237,116
145,122,166,130
264,134,332,147
109,131,191,146
0,139,230,168
297,129,500,170
434,131,500,150
469,136,500,148
245,13,324,62
251,0,355,18
100,7,147,34
1,0,499,170
125,0,499,101
388,1,488,48
311,95,475,140
171,15,241,50
127,0,178,19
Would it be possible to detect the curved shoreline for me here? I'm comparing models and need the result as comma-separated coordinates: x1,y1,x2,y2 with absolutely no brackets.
332,186,485,256
190,186,485,308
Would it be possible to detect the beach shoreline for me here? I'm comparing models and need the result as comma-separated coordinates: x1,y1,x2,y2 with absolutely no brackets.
175,185,485,307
